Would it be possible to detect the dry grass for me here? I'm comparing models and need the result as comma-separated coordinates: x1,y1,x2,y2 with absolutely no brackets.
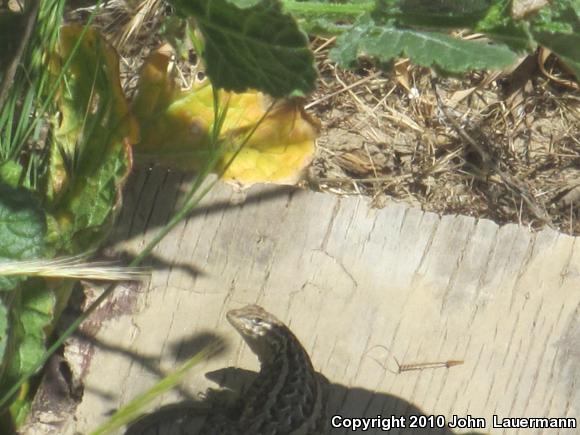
70,1,580,236
308,37,580,235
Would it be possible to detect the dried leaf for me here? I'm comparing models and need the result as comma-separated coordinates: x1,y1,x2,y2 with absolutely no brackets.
133,47,318,187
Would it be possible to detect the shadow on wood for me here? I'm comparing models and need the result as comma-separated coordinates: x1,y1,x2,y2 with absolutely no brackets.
125,366,487,435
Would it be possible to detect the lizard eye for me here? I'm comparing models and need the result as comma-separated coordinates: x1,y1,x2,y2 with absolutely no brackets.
250,316,263,326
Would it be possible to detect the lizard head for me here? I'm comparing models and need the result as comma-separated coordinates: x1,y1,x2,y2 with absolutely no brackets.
226,304,284,361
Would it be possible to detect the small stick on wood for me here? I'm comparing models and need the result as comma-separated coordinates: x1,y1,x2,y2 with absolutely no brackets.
397,359,464,373
363,345,464,374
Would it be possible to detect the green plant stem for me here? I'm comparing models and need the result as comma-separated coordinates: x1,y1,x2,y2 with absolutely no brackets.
132,159,223,267
89,340,223,435
283,0,373,17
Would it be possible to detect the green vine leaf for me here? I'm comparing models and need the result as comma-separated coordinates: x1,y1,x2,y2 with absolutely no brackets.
170,0,316,97
331,15,518,73
0,185,47,291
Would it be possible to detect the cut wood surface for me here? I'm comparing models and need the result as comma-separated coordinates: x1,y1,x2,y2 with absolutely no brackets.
50,169,580,434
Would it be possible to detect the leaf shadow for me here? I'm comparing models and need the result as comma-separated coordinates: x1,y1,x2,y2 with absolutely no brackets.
74,329,229,403
107,166,298,278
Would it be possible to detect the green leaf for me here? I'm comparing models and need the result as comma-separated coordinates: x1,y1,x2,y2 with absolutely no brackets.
532,0,579,33
48,25,137,252
373,0,495,28
0,279,55,413
331,16,518,73
227,0,261,7
65,142,129,250
531,1,580,80
10,399,30,430
169,0,316,97
0,185,47,291
474,0,534,52
298,18,350,37
8,281,54,375
0,161,24,188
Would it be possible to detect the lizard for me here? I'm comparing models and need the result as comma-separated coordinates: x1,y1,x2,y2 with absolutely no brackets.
198,304,328,435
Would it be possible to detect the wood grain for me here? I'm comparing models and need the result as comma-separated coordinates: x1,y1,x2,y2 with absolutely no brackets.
29,168,579,434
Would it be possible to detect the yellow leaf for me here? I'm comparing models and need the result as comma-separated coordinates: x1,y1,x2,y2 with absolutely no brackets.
132,46,318,186
49,25,138,201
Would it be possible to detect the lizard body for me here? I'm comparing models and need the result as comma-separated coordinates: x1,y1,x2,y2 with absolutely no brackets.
199,305,328,435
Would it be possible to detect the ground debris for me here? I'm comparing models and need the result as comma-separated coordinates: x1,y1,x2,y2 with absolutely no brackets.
309,39,580,235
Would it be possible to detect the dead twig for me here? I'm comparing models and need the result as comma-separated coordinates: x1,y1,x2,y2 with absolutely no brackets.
0,0,40,110
363,344,464,375
305,71,381,110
